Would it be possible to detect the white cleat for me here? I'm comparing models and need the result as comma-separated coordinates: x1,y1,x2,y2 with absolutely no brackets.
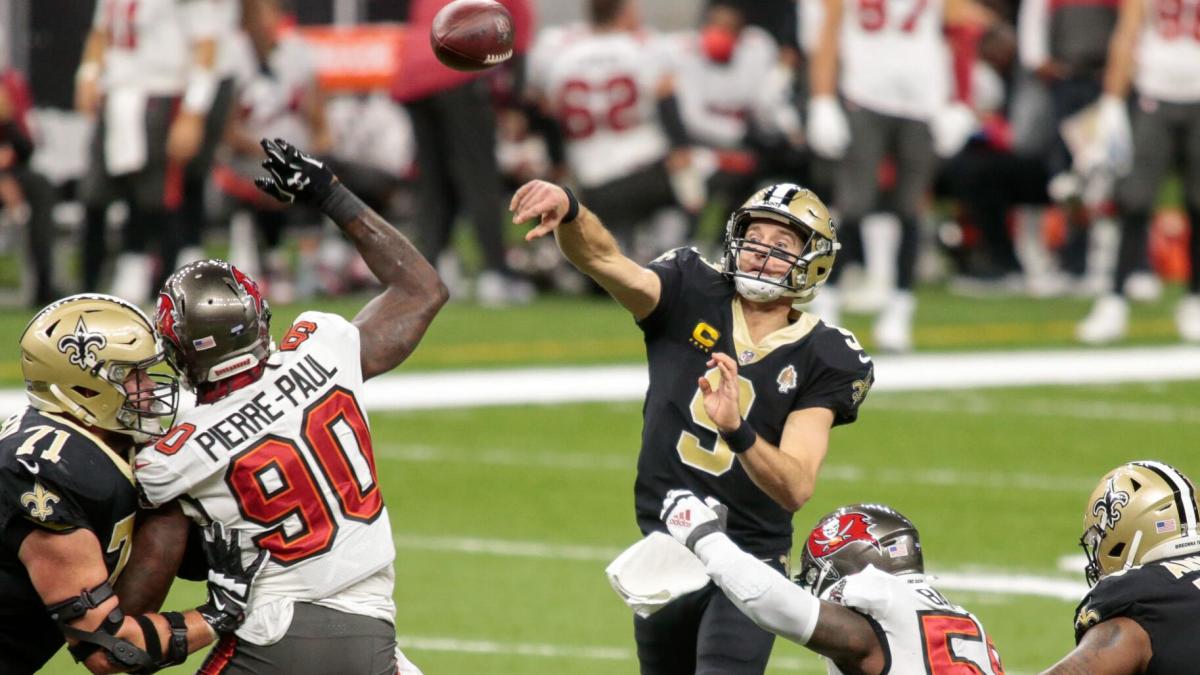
1076,295,1129,344
476,270,535,308
1176,295,1200,343
873,291,915,353
1123,272,1163,303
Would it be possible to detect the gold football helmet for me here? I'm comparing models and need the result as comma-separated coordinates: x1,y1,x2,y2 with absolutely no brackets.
20,294,178,443
1080,461,1200,586
721,183,839,303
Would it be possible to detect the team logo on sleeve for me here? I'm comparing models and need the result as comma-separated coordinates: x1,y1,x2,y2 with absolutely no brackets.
1092,478,1131,531
807,512,879,558
20,482,60,521
777,365,797,393
1075,604,1101,632
58,318,106,371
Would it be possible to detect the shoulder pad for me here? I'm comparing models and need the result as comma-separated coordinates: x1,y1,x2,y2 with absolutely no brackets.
1073,566,1153,639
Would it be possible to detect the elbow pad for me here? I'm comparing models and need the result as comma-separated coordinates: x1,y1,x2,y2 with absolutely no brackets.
47,581,156,670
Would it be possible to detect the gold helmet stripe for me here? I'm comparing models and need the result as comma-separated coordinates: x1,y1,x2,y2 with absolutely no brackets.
1135,460,1198,537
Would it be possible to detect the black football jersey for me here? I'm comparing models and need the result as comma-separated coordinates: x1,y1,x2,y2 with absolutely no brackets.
0,407,140,674
1073,553,1200,674
634,248,873,557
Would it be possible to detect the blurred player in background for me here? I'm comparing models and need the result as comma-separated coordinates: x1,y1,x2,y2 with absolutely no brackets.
1074,0,1200,344
514,179,872,674
661,492,1007,674
75,0,224,303
135,138,444,673
221,0,331,301
807,0,995,351
526,0,697,262
672,1,804,214
1043,461,1200,674
0,293,265,674
395,0,536,306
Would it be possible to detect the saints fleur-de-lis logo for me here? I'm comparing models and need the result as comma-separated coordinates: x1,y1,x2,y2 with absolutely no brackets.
20,482,60,521
58,317,106,371
1092,478,1130,531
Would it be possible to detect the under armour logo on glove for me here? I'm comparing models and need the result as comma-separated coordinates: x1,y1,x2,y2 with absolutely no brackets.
255,137,336,205
196,521,269,635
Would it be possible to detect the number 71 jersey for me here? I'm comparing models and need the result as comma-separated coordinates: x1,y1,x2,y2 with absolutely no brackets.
135,312,394,629
824,565,1005,674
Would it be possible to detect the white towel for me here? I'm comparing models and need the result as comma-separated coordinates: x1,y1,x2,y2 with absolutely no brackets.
605,532,711,618
104,89,148,176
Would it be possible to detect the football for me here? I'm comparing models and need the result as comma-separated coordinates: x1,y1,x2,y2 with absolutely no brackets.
430,0,515,72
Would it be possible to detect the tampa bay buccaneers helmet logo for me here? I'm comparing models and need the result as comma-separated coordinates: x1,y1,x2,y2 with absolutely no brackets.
57,317,107,371
1092,477,1131,531
807,512,879,557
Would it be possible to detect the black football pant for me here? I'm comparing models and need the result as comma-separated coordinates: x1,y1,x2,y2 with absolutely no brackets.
634,556,784,675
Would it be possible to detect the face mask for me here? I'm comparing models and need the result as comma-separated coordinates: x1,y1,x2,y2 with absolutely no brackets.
701,26,737,64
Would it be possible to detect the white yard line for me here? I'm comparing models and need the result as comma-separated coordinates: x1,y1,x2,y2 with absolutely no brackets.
392,533,1088,602
1,345,1198,416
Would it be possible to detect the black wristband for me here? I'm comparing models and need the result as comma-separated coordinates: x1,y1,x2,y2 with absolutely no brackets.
561,186,580,223
720,420,758,454
317,182,369,228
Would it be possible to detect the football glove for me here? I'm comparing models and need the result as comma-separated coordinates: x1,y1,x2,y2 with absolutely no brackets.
660,489,729,551
806,96,851,160
255,137,336,205
196,522,269,635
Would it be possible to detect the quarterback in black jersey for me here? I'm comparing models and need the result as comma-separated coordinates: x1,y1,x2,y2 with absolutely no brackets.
1043,461,1200,675
0,294,265,674
514,180,873,674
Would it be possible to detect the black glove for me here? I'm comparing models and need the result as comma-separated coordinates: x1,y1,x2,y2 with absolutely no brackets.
255,137,337,205
195,522,269,635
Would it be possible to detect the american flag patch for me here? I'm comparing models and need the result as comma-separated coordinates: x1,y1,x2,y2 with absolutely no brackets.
193,335,217,351
887,542,908,557
1156,519,1177,534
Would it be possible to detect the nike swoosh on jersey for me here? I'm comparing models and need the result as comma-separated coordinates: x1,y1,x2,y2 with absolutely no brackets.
17,458,39,475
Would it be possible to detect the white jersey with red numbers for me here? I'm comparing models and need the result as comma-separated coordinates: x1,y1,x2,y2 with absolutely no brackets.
822,565,1006,675
839,0,951,120
229,31,319,150
135,312,396,645
528,24,672,188
1136,0,1200,102
93,0,222,95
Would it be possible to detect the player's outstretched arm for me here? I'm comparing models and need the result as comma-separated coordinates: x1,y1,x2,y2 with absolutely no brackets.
114,502,190,615
661,491,885,675
511,180,661,320
256,138,449,380
20,522,266,674
1040,618,1151,675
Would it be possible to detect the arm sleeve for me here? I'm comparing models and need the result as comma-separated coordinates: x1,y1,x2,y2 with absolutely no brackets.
1017,0,1050,70
1073,572,1147,643
694,533,820,644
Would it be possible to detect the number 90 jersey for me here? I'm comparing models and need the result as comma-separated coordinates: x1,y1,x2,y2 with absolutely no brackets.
634,248,874,558
822,565,1005,674
135,312,394,644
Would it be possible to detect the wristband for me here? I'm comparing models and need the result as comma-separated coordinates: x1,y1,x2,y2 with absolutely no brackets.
318,182,368,228
561,186,580,223
720,419,757,454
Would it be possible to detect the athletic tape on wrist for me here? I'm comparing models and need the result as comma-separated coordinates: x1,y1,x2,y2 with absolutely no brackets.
319,183,368,228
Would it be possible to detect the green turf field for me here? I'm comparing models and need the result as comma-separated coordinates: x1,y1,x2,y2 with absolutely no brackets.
14,290,1199,674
